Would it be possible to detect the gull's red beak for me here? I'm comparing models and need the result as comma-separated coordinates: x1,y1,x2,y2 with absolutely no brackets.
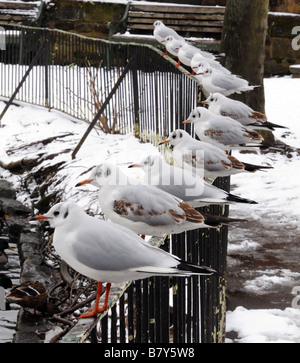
182,120,191,124
33,215,51,221
159,140,170,146
75,179,93,187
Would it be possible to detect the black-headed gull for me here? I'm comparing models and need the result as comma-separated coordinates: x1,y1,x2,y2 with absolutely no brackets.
76,163,227,236
162,35,182,57
159,130,272,179
153,20,184,43
202,93,287,131
129,155,257,207
177,42,215,68
195,61,258,96
183,107,264,151
33,202,217,318
191,53,231,75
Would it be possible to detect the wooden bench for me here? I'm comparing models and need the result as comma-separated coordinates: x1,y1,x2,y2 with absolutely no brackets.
107,2,226,52
0,1,45,26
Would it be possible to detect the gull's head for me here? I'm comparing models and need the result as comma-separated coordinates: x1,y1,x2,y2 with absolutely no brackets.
76,163,128,188
159,129,190,147
33,202,82,229
183,107,211,125
190,53,204,69
129,155,162,174
196,62,213,77
165,36,174,44
154,20,163,28
93,163,118,187
205,93,224,106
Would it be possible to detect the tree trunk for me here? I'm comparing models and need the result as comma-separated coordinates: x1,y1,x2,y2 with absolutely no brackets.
220,0,269,113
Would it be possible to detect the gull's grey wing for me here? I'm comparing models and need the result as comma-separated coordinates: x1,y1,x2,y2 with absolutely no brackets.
70,219,179,272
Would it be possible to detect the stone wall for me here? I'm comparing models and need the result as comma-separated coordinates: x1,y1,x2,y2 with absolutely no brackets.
266,13,300,75
44,0,125,39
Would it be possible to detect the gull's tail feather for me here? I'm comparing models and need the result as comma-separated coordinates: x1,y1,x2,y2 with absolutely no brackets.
176,261,218,276
226,193,258,205
242,162,274,173
201,213,248,227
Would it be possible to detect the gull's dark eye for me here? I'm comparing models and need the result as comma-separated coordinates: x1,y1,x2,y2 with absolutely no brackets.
54,211,60,217
172,134,177,139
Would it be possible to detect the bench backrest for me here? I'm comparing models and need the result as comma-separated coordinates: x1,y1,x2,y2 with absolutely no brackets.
127,4,226,39
0,1,44,25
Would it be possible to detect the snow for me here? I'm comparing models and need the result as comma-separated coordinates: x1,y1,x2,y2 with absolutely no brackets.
226,76,300,343
243,269,300,295
226,307,300,343
1,75,300,343
229,77,300,225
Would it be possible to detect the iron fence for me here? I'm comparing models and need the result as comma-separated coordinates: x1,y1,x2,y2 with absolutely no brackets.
0,24,229,343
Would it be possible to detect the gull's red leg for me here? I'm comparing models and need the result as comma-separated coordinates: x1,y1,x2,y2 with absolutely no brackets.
79,282,111,319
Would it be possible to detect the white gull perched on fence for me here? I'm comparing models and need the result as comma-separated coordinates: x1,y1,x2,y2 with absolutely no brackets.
129,155,258,207
195,61,259,96
153,20,185,43
183,107,265,151
75,163,232,237
159,129,273,180
33,202,217,318
202,92,288,131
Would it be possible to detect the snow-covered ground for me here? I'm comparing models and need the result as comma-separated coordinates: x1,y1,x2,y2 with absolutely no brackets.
0,76,300,343
226,76,300,343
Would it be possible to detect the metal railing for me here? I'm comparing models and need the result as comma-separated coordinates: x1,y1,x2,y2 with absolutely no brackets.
0,25,229,343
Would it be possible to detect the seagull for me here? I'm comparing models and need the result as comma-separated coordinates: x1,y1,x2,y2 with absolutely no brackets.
33,202,217,318
153,21,185,44
162,35,183,57
195,61,258,96
159,129,273,180
202,93,287,131
183,107,264,151
129,155,258,208
76,163,243,236
176,42,215,69
191,53,231,76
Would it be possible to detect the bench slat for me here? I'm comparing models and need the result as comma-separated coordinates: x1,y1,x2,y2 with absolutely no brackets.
128,18,224,28
0,2,39,11
130,4,226,15
128,24,223,34
129,12,225,22
0,15,34,21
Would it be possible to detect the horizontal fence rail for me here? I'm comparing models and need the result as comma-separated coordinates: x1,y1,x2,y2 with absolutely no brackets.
0,24,229,343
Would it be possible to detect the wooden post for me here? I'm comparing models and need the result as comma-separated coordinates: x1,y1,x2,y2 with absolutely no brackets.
220,0,269,113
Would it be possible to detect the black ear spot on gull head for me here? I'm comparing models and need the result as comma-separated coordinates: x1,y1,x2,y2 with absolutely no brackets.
64,209,69,219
